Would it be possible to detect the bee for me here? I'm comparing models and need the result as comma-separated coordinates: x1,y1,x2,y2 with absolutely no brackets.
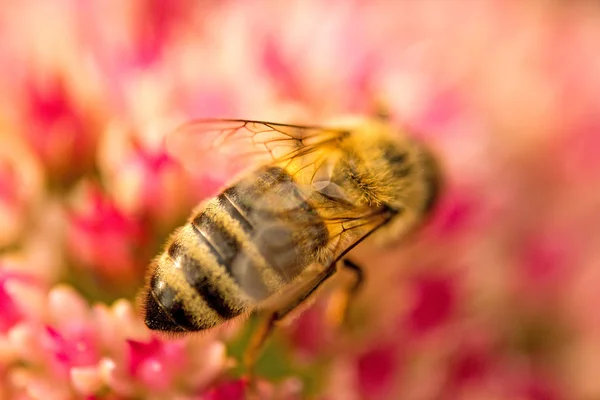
141,116,440,362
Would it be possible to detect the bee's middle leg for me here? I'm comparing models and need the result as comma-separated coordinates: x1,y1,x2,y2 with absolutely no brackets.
243,264,337,378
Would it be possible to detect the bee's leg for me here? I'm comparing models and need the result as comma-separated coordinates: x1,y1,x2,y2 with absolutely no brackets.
327,258,364,327
243,264,337,380
341,258,364,293
243,312,276,383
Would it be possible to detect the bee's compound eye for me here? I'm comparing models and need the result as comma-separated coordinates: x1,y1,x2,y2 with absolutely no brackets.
144,276,195,332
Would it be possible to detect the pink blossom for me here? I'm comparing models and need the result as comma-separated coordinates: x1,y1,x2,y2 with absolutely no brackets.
129,0,191,68
43,325,100,375
202,379,247,400
423,190,476,237
98,126,202,226
126,337,188,391
0,272,30,333
67,184,147,287
405,273,458,336
443,334,494,396
356,343,398,399
520,377,562,400
286,300,333,360
559,116,600,184
0,135,43,248
2,1,600,399
24,73,98,187
0,269,43,333
1,284,229,398
515,229,576,304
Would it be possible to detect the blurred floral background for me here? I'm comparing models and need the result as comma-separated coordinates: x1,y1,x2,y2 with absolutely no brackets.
1,1,600,399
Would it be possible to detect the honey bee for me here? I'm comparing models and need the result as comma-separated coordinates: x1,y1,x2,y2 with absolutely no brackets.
141,116,440,360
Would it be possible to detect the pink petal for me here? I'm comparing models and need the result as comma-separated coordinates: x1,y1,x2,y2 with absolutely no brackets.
518,231,573,295
8,324,45,365
0,270,37,333
25,377,72,400
357,343,398,399
202,379,247,400
262,36,303,101
0,278,22,333
44,325,100,371
48,285,91,327
287,302,330,359
98,357,137,397
126,336,187,390
406,274,457,335
446,336,492,391
67,185,146,284
421,188,479,238
111,137,196,221
71,365,103,395
126,337,162,377
131,0,190,67
24,73,96,185
518,375,563,400
0,160,19,205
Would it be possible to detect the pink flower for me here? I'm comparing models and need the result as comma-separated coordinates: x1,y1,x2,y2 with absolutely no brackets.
286,300,333,360
44,325,100,375
443,334,494,396
448,346,489,388
2,284,229,398
405,273,458,336
519,376,562,400
126,337,188,391
0,281,20,333
559,116,600,184
67,184,147,287
130,0,192,68
0,271,34,333
0,136,43,248
201,378,302,400
98,126,204,227
24,73,98,187
356,343,398,400
202,379,247,400
252,0,381,115
2,1,600,399
420,187,479,239
515,229,576,303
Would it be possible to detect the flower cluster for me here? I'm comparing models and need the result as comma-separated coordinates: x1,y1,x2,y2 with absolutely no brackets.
2,1,600,399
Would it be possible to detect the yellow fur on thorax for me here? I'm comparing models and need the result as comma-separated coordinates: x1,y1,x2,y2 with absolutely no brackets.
333,118,433,246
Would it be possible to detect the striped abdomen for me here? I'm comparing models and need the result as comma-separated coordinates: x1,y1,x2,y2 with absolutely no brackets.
144,166,329,332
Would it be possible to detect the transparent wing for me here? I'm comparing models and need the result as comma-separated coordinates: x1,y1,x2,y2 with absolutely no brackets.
322,206,394,262
230,206,394,302
224,165,395,300
249,205,395,308
166,119,348,180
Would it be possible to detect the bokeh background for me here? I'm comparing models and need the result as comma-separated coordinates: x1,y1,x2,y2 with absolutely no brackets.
1,1,600,399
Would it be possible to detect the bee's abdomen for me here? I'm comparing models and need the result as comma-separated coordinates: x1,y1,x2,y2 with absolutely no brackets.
144,166,329,332
144,236,248,332
217,166,329,291
144,273,199,332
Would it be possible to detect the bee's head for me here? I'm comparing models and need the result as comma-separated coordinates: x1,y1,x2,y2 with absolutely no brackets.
345,121,442,246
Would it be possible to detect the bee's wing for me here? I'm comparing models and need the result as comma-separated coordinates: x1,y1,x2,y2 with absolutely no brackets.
228,178,395,301
322,207,394,261
166,119,348,180
249,205,395,309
